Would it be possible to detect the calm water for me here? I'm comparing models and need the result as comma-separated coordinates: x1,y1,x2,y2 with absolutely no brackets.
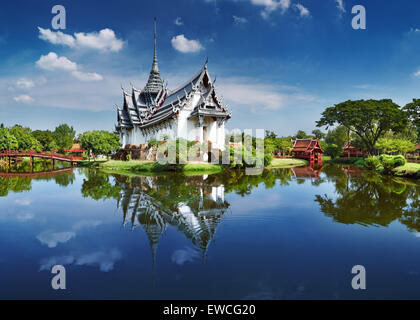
0,164,419,299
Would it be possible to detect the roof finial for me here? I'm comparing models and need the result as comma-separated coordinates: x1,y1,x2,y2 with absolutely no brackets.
152,17,159,73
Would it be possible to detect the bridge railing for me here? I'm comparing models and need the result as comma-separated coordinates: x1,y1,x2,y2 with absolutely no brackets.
0,150,81,162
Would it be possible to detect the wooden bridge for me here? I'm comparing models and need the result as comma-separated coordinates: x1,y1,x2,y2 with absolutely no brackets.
0,150,82,169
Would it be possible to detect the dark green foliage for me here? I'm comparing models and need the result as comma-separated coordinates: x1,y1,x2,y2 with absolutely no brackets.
324,144,342,159
317,99,409,154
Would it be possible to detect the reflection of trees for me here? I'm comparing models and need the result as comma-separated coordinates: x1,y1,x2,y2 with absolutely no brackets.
315,165,420,230
0,177,32,197
81,169,121,201
0,168,76,197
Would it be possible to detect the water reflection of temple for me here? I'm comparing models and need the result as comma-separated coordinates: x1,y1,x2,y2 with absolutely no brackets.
291,165,324,182
116,175,230,262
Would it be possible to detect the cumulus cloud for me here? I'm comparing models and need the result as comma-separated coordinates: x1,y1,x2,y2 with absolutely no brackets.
249,0,291,19
233,15,248,25
294,3,310,17
38,27,124,52
13,95,34,104
174,17,184,26
171,247,200,265
16,78,35,89
36,52,77,71
171,35,204,53
38,27,75,47
37,230,76,248
36,52,103,81
335,0,346,13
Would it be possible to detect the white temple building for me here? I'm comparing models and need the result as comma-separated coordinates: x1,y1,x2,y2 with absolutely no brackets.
116,20,231,150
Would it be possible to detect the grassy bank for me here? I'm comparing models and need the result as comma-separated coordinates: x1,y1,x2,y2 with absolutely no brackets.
79,160,223,174
267,158,307,169
79,158,308,174
393,163,420,179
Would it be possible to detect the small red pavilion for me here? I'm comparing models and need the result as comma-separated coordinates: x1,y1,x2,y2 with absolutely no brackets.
340,141,367,158
291,138,324,163
64,144,85,161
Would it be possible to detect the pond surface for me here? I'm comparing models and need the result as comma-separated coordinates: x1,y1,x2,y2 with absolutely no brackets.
0,164,419,299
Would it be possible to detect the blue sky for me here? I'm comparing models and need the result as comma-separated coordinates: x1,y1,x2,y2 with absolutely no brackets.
1,0,420,136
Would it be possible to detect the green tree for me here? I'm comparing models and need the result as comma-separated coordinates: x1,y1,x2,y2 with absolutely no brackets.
53,124,76,152
0,128,18,150
32,130,58,151
317,99,408,154
9,125,42,151
295,130,309,139
79,130,121,160
403,99,420,141
324,144,342,159
325,126,348,148
312,129,326,140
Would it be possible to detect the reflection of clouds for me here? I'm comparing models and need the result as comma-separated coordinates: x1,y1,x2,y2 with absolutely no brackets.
76,250,122,272
37,231,76,248
171,247,200,266
40,255,75,271
73,220,102,230
37,219,103,248
39,249,122,272
16,212,35,222
243,281,306,300
14,199,32,206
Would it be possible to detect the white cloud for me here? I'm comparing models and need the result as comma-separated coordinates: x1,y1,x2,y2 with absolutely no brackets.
38,27,75,47
36,52,77,71
171,247,200,265
413,70,420,77
249,0,291,19
37,230,76,248
16,78,35,89
174,17,184,26
38,27,124,52
13,95,34,104
74,29,124,52
71,71,103,81
294,4,310,17
171,34,204,53
36,52,103,81
335,0,346,13
219,77,317,112
233,15,248,25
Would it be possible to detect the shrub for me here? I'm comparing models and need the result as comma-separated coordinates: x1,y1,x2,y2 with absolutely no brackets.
393,155,407,167
364,156,381,169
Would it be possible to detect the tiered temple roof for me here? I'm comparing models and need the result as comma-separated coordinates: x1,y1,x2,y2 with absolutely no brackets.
116,22,231,132
292,138,324,153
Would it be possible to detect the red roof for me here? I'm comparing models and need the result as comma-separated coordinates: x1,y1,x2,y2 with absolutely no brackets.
292,139,324,153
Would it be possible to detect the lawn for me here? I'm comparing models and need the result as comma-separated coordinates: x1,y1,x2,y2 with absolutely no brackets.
80,159,223,174
393,162,420,178
267,158,307,169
